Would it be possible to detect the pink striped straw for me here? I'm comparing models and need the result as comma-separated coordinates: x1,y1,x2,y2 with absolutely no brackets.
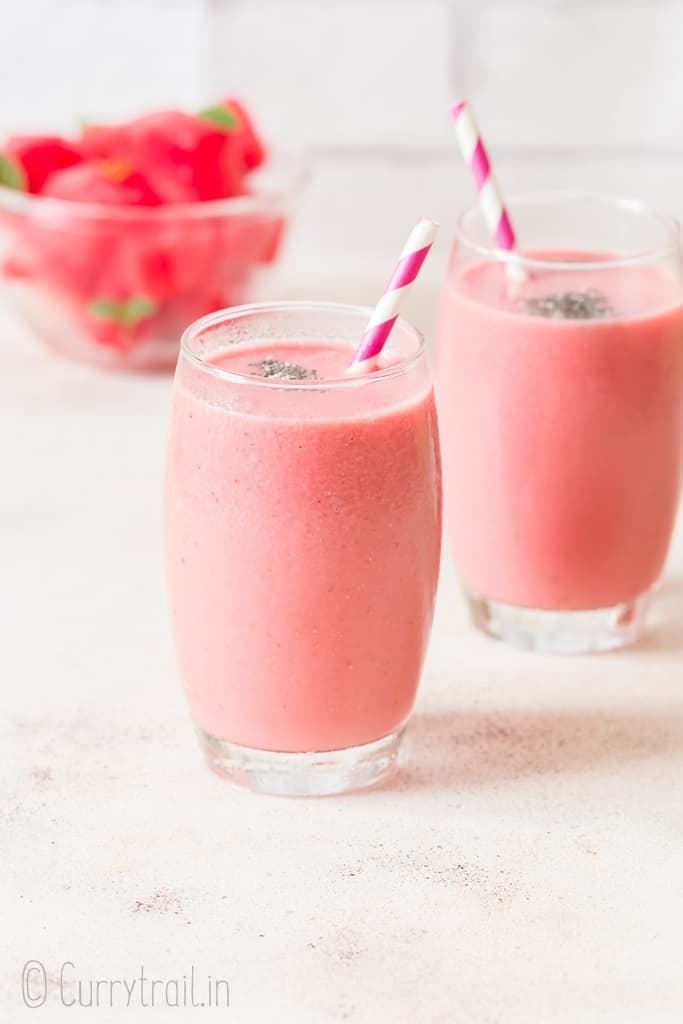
349,217,439,367
450,100,525,276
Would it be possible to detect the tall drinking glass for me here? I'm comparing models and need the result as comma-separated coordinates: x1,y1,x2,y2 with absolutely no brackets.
165,302,441,795
436,192,683,653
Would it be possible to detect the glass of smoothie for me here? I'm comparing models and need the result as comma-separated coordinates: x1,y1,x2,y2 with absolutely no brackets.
436,191,683,653
165,301,442,795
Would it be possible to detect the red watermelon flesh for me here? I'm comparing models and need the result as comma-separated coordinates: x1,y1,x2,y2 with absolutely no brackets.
80,103,265,196
77,111,239,202
135,217,220,301
78,123,133,160
4,135,82,193
208,99,267,171
16,214,109,299
43,160,163,206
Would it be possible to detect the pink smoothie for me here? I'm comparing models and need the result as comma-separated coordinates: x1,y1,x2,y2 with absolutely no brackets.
165,339,441,752
436,253,683,610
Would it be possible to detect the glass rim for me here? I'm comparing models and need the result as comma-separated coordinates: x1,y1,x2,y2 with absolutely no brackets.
179,300,426,390
455,189,683,271
0,151,306,222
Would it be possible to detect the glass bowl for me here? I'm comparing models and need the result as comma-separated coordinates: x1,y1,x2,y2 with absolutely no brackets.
0,155,304,371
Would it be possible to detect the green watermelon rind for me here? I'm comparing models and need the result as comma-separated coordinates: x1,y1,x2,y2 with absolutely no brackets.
197,106,238,132
0,153,27,191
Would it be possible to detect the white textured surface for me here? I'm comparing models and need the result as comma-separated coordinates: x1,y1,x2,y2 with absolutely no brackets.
2,244,683,1021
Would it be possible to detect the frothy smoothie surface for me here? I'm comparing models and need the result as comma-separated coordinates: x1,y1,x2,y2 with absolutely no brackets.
436,253,683,611
211,340,349,381
166,337,441,752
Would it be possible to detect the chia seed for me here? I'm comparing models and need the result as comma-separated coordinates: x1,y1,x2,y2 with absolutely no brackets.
519,288,615,320
248,357,318,380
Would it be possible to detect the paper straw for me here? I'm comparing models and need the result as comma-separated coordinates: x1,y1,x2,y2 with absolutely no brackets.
450,100,525,278
349,217,439,368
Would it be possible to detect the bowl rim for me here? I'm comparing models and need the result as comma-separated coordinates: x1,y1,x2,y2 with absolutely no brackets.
0,150,307,221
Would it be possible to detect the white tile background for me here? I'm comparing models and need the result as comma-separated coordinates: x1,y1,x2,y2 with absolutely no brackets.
2,0,683,297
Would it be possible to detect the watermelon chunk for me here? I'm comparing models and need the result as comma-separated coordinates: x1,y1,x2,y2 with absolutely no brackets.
82,294,157,349
43,160,162,206
140,218,220,300
78,111,240,202
17,214,110,299
78,123,133,160
200,99,266,172
74,103,264,202
4,135,82,193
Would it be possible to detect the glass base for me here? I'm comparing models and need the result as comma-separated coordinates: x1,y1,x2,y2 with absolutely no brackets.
463,587,653,654
199,726,405,796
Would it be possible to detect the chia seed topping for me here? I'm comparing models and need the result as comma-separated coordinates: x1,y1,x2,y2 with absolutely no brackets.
248,357,319,380
519,288,615,320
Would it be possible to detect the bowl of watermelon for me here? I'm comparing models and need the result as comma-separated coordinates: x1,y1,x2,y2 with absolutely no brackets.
0,101,302,370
